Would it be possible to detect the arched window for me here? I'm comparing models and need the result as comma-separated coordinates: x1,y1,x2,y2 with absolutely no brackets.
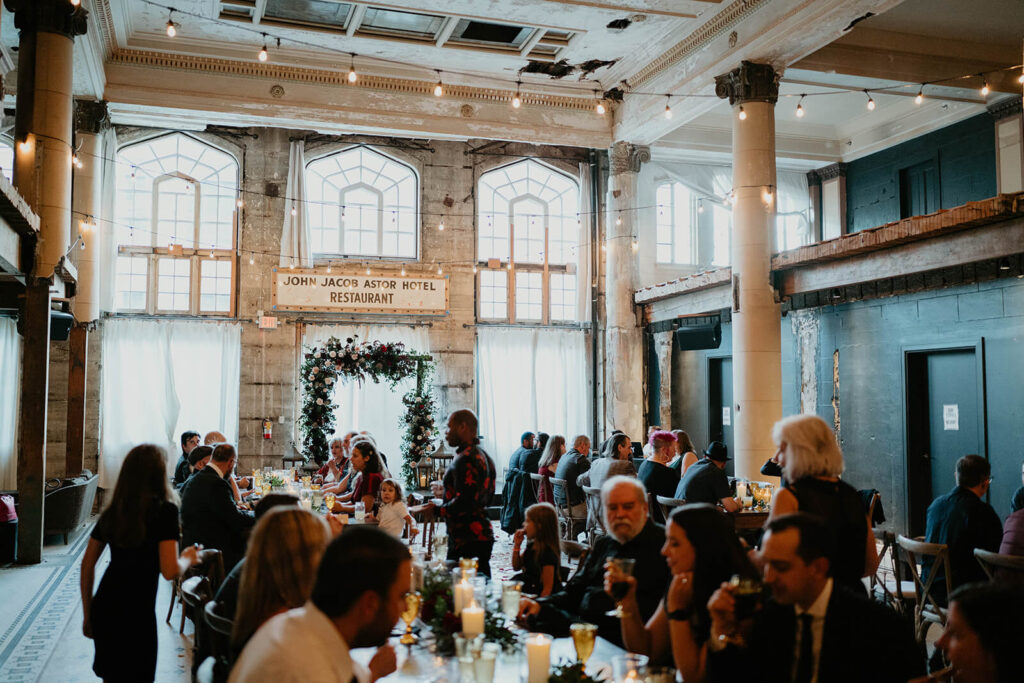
306,146,418,258
114,133,238,314
477,160,580,323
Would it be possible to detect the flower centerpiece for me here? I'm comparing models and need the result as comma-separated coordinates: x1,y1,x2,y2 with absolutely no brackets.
419,566,519,656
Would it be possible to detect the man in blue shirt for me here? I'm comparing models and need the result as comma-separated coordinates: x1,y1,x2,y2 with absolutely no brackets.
674,441,740,512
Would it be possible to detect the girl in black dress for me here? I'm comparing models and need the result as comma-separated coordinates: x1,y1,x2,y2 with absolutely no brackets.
511,503,563,596
80,444,200,682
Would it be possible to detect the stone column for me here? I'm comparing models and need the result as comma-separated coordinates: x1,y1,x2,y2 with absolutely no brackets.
654,330,674,428
72,99,108,323
8,0,88,277
604,142,649,440
714,61,782,480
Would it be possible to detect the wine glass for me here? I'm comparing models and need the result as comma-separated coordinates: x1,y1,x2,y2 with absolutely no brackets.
570,623,598,665
399,591,422,645
323,492,336,512
605,557,636,618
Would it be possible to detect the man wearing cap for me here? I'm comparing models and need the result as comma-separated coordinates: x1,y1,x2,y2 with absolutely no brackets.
674,441,740,512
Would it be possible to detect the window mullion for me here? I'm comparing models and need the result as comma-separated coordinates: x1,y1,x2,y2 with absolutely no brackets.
147,253,157,314
508,210,516,322
542,225,550,325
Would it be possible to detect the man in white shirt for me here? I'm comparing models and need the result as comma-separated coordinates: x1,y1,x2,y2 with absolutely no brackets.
706,513,923,683
230,526,409,683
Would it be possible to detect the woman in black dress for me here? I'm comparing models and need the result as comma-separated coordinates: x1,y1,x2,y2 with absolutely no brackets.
637,431,681,523
80,444,199,682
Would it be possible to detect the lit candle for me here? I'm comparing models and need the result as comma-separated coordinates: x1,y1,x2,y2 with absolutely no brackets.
526,633,551,683
420,474,427,488
735,480,746,500
461,601,484,637
454,579,474,615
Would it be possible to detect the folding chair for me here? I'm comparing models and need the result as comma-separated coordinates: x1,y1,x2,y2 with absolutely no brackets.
896,535,951,644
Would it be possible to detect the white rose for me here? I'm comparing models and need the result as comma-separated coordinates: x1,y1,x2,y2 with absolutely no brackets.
316,398,324,405
311,366,319,374
329,351,336,358
314,352,321,359
326,377,334,385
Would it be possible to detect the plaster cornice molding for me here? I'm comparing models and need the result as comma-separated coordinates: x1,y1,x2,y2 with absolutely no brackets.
987,97,1022,121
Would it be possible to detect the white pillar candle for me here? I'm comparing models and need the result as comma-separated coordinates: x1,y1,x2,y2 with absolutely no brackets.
461,602,484,637
454,579,474,615
526,633,551,683
735,481,747,500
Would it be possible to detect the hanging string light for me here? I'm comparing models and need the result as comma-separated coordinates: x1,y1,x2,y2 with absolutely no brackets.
980,78,990,96
914,85,924,105
438,215,445,231
512,81,522,109
326,262,332,273
762,187,774,205
236,197,244,208
795,95,805,118
865,91,875,111
697,200,704,214
401,266,406,276
165,9,177,37
249,254,255,265
631,236,638,252
289,259,295,269
434,71,444,97
738,105,746,121
615,211,622,226
258,34,269,62
594,89,606,115
348,54,358,83
290,203,297,216
664,95,672,120
437,265,443,275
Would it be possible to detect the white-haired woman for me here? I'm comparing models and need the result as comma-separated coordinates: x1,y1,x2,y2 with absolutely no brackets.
768,414,877,591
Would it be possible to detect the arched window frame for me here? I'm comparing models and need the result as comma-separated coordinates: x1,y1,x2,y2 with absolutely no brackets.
305,145,419,260
476,159,580,324
114,132,239,316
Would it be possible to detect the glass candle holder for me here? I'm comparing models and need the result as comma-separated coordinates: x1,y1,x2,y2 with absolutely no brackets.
452,569,474,615
501,581,523,618
612,654,649,683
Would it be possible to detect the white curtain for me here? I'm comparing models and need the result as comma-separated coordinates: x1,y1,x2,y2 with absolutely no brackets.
100,319,241,488
280,139,313,268
302,324,431,468
576,162,594,322
0,317,20,490
476,327,590,476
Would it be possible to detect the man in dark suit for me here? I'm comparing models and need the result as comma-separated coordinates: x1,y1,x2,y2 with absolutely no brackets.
173,430,201,487
707,513,923,683
180,443,255,572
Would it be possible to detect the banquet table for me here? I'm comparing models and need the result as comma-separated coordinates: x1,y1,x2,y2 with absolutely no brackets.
352,634,628,682
732,509,769,530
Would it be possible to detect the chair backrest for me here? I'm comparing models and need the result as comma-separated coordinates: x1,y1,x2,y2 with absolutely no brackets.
562,540,590,580
867,493,881,528
974,548,1024,583
549,477,569,508
896,534,951,639
528,473,544,501
655,495,686,524
870,528,898,604
204,600,235,678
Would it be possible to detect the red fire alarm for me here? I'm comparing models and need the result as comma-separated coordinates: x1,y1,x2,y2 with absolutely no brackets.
262,418,272,439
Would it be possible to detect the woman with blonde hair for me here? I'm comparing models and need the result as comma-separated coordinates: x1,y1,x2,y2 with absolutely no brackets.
768,414,877,591
536,435,566,504
231,507,331,654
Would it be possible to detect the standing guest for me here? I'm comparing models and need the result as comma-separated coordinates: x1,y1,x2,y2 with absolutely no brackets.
372,478,417,539
638,431,681,523
612,504,759,682
230,508,331,657
706,513,924,683
508,432,536,471
180,443,255,572
554,435,592,522
333,439,384,514
177,445,213,492
908,583,1024,683
578,433,637,535
675,442,740,513
670,430,699,475
512,503,563,597
536,435,566,504
428,409,496,577
80,444,200,683
518,477,672,647
173,431,201,487
1010,460,1024,513
922,454,1003,603
229,526,407,683
767,414,876,592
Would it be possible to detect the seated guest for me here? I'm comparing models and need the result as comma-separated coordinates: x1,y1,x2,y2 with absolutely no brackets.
909,582,1024,683
670,430,699,475
372,478,417,539
204,430,251,501
642,426,659,458
501,432,539,535
178,446,213,492
180,443,255,572
612,504,759,681
174,430,201,487
578,433,637,534
204,430,227,446
638,431,681,523
598,429,624,458
525,432,550,474
706,513,924,683
1000,506,1024,556
1010,460,1024,513
536,435,565,504
319,433,355,489
508,432,536,471
767,414,876,592
675,442,740,513
229,526,407,683
230,508,331,657
518,477,672,647
333,439,384,514
512,503,563,597
554,435,591,521
923,454,1003,604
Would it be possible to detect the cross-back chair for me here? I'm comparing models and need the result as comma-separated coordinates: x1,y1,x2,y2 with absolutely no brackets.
896,535,951,644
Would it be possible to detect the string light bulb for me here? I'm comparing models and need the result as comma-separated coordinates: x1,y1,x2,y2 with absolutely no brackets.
631,236,638,252
71,0,80,5
79,236,86,250
210,245,216,258
472,265,478,274
512,81,522,109
507,261,512,270
595,89,606,115
348,54,357,83
166,10,177,38
762,187,774,205
697,200,704,214
290,204,297,216
796,95,805,118
236,198,244,208
865,91,875,111
258,34,269,62
434,71,444,97
249,254,254,265
664,95,672,120
738,105,746,120
1018,71,1024,84
289,260,295,269
326,262,332,273
915,86,924,105
437,265,443,275
401,266,406,276
438,216,445,231
980,80,989,96
616,212,622,226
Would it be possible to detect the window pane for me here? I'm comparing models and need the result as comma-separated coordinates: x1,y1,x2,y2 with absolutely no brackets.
550,272,576,321
479,270,508,320
512,198,545,264
515,271,542,321
157,258,191,311
200,259,232,312
655,182,693,265
157,176,195,247
115,255,149,311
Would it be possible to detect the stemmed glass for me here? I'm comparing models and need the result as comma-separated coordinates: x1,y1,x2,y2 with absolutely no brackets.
570,623,597,666
605,557,636,618
399,591,422,645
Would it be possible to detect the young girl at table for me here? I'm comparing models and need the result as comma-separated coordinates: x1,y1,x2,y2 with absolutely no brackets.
511,503,562,597
373,478,418,539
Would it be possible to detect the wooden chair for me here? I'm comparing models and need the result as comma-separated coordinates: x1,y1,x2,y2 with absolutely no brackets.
203,601,234,683
974,548,1024,584
549,477,586,541
181,575,215,676
562,540,590,581
896,535,951,644
582,485,605,546
168,549,225,634
655,495,686,524
528,473,544,502
870,529,915,614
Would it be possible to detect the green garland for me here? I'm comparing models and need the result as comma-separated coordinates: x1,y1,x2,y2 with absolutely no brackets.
298,335,434,472
400,369,437,491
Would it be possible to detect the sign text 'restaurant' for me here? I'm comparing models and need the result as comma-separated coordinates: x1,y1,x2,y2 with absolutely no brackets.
272,269,448,315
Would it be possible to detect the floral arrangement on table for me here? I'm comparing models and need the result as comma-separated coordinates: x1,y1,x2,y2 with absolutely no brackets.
400,368,437,491
419,566,519,656
298,335,434,470
547,661,607,683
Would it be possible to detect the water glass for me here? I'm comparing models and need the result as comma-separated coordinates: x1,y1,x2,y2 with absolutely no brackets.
354,501,365,521
501,581,523,618
612,654,649,683
640,665,677,683
299,488,313,511
474,644,499,683
311,483,322,508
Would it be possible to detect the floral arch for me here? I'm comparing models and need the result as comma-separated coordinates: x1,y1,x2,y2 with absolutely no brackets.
299,335,436,488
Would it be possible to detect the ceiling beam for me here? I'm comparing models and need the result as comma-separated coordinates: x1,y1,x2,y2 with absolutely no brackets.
347,4,367,37
519,28,545,57
253,0,268,26
435,17,459,48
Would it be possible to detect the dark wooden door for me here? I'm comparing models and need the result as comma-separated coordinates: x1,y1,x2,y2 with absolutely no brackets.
899,159,939,218
708,357,735,477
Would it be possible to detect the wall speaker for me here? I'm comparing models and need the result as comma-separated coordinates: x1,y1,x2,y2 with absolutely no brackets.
674,321,721,351
50,310,74,341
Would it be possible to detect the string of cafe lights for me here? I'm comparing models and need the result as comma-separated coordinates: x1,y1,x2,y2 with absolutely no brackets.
141,1,1024,119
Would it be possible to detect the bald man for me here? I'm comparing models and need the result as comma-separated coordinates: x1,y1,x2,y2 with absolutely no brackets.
429,410,496,576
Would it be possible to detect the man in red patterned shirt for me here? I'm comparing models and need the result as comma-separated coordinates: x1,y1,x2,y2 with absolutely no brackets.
429,409,496,577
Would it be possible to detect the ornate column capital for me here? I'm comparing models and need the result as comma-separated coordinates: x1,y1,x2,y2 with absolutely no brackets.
4,0,88,39
609,141,650,175
714,61,780,106
74,100,110,135
987,97,1022,122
